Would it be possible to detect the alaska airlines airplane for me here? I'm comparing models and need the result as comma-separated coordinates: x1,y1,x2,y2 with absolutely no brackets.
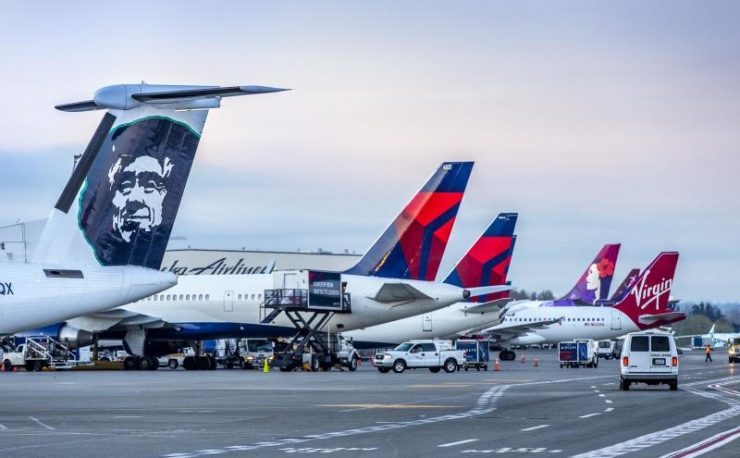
0,83,286,335
345,212,518,348
485,252,683,360
675,324,740,348
20,162,510,369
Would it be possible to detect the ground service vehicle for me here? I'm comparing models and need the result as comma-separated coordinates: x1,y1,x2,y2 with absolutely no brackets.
456,339,490,371
620,331,678,391
559,339,598,368
1,337,77,371
728,337,740,363
374,340,465,373
596,340,618,359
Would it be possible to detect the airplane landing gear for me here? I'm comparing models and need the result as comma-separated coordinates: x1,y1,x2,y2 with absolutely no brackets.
499,349,516,361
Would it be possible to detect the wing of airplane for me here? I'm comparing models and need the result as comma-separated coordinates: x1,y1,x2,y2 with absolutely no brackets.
369,283,433,303
482,317,564,339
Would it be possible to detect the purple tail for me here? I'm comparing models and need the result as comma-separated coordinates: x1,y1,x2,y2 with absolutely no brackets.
554,244,620,305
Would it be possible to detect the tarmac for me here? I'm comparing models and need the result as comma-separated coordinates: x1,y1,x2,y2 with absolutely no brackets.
0,349,737,457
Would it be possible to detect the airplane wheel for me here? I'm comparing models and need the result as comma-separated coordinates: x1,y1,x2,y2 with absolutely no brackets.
182,356,195,370
123,356,137,370
136,357,152,371
148,357,159,370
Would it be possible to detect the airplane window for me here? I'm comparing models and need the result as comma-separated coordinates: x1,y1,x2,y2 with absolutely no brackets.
179,295,184,301
258,294,262,300
186,294,190,300
198,294,203,301
153,296,157,301
238,294,242,300
251,294,256,300
206,294,210,300
166,295,171,301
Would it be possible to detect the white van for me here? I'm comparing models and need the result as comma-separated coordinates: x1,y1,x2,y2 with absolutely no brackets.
619,331,678,391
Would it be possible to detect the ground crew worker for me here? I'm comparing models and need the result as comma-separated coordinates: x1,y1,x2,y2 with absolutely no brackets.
705,344,712,362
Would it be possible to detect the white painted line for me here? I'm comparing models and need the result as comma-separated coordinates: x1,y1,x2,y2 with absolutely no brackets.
579,413,601,419
659,424,740,458
439,438,478,448
605,400,613,404
594,390,600,393
605,408,614,412
28,417,55,431
590,386,597,389
521,424,550,432
598,394,606,397
0,423,7,430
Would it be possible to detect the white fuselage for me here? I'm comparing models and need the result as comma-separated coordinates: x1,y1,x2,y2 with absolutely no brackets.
106,272,468,336
493,303,640,345
344,302,502,347
0,263,176,334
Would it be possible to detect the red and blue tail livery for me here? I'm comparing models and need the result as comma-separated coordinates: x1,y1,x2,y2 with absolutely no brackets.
346,162,473,280
443,212,517,302
553,243,621,305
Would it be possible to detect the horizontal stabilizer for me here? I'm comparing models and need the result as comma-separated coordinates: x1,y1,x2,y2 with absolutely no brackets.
370,283,433,303
638,312,686,325
466,285,512,299
461,298,513,314
56,84,289,112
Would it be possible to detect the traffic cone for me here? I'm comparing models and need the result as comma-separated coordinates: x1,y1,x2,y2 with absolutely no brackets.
534,357,539,367
494,358,501,371
262,359,270,373
520,356,526,364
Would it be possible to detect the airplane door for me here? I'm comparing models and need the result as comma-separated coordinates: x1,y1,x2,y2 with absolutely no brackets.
283,273,299,290
610,310,621,331
224,290,234,312
422,313,433,332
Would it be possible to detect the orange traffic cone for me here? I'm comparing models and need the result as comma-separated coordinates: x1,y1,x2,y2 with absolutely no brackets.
534,357,539,367
494,358,501,371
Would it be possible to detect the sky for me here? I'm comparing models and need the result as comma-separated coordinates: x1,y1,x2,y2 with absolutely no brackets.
0,1,739,301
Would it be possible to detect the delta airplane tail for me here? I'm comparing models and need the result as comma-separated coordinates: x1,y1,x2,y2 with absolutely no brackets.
345,162,473,281
443,212,517,302
614,252,683,328
554,243,620,305
32,84,287,269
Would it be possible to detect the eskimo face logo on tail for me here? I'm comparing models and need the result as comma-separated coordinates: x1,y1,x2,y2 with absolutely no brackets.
109,153,174,242
632,268,673,310
79,117,200,269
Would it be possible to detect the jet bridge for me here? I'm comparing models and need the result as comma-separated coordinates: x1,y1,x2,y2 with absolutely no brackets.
261,270,355,371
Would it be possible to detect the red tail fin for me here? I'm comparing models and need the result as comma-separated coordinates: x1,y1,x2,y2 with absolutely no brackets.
614,252,680,327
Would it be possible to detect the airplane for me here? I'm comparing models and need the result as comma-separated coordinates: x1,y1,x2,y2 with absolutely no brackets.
0,82,286,335
675,324,740,348
19,162,511,370
484,252,683,361
345,212,518,348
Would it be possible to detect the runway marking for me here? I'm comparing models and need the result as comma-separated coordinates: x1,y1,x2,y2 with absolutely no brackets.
113,415,143,419
439,439,478,447
578,413,600,419
177,410,215,413
598,394,605,397
161,375,611,458
461,447,562,454
604,408,614,412
28,417,55,431
0,423,7,430
605,400,613,404
659,424,740,458
593,389,600,393
320,404,462,411
408,384,474,388
521,424,549,432
572,377,740,458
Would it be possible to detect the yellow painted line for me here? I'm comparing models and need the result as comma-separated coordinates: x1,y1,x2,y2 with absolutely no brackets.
317,404,462,409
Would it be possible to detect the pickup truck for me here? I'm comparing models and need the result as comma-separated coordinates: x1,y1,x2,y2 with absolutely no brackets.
374,340,465,373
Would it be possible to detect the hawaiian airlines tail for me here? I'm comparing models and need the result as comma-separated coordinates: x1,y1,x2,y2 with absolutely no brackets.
32,84,287,269
554,243,621,305
614,252,683,328
345,162,473,281
443,212,517,303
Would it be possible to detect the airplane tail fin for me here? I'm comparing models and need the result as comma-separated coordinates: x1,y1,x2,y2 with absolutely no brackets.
556,243,620,305
443,212,517,302
608,268,640,303
709,324,716,335
345,162,473,280
33,83,288,269
614,252,682,327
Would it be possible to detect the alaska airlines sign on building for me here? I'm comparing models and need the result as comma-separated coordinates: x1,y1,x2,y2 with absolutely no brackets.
160,249,360,276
